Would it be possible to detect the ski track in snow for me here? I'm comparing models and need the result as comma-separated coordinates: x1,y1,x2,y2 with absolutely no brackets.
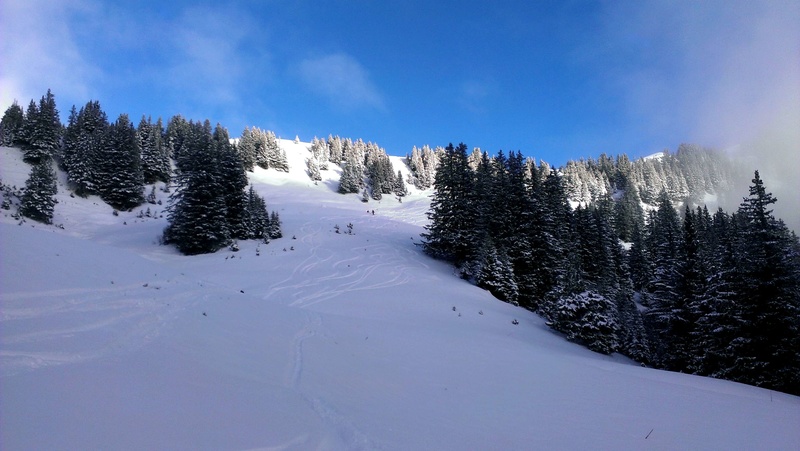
308,395,380,451
263,216,425,310
287,310,321,389
284,309,381,450
0,281,202,376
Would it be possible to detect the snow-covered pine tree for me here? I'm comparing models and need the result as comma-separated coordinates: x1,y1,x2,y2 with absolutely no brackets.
338,151,362,194
166,115,192,172
393,169,407,197
96,114,144,210
407,146,425,189
613,184,644,242
690,207,741,379
475,240,519,303
615,285,651,363
23,90,61,163
371,179,383,200
138,116,169,184
67,101,108,196
246,186,270,241
669,205,707,371
213,124,250,240
421,143,476,265
19,100,39,151
19,157,58,224
327,135,343,164
310,137,330,170
643,190,685,368
237,127,257,171
268,211,282,239
164,120,230,255
518,168,574,307
544,290,621,355
306,157,322,181
0,101,25,147
726,171,800,394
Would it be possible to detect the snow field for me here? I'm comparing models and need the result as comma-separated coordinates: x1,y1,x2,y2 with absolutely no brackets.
1,144,798,450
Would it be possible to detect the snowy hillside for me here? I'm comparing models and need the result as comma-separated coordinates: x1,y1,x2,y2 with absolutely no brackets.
1,144,798,450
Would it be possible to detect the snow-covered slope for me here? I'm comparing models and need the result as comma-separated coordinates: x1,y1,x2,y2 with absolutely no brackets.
1,145,798,450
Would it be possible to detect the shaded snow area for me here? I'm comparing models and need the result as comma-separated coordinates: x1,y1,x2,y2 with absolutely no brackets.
1,145,798,450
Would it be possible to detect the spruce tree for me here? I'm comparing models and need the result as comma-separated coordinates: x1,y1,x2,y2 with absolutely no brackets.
727,171,800,394
246,186,270,240
65,101,108,196
138,116,169,183
96,114,144,210
268,211,282,239
643,190,685,367
20,100,39,152
475,240,519,303
24,90,61,163
307,157,322,181
393,170,407,197
237,127,257,171
214,124,249,240
166,115,192,172
338,151,362,194
544,290,620,355
421,143,476,265
0,101,25,147
164,120,230,254
690,208,740,378
19,157,58,223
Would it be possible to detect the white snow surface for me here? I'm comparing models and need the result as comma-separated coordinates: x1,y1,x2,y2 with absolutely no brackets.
1,144,798,450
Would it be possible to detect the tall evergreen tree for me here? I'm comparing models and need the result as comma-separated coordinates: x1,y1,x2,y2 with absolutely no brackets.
164,120,230,254
138,116,169,183
96,114,144,210
64,101,108,196
19,157,58,223
307,157,322,182
213,124,250,240
393,170,407,197
338,151,363,194
237,127,257,171
24,90,61,163
421,143,476,265
643,190,685,367
0,101,25,147
726,171,800,394
20,100,39,153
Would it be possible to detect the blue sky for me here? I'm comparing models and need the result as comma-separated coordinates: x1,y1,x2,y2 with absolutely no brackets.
1,0,798,167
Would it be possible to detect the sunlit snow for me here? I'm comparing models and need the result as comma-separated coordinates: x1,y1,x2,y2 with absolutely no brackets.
1,144,798,450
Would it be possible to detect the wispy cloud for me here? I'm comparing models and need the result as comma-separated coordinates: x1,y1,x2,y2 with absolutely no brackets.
591,1,799,149
0,0,98,109
169,8,249,105
457,80,497,115
297,53,385,112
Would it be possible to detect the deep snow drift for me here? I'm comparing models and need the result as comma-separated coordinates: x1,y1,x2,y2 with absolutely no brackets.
1,144,798,450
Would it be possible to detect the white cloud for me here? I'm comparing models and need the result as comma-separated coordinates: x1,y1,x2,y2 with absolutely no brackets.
590,0,800,229
297,53,385,112
0,0,98,109
593,0,799,149
457,80,497,115
168,8,250,106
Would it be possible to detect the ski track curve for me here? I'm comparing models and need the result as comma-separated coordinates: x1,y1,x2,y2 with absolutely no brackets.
0,281,204,376
264,218,429,310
